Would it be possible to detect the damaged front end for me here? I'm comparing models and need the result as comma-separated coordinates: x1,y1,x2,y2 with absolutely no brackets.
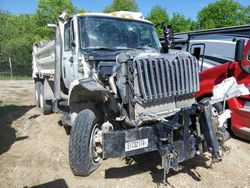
68,44,248,183
91,50,233,182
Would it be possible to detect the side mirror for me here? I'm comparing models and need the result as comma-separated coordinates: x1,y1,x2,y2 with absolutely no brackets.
161,24,174,53
234,39,245,63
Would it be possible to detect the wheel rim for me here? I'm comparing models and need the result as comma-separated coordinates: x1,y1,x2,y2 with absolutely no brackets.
89,124,102,164
39,93,44,109
35,88,38,103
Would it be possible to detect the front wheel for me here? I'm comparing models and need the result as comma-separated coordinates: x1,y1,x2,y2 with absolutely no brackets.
69,109,103,176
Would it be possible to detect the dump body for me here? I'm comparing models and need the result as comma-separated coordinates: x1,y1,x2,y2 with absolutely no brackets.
33,41,56,78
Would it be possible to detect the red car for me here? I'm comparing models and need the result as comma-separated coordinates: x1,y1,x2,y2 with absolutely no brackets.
196,39,250,141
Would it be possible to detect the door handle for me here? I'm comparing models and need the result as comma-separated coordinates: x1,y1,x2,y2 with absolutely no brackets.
69,56,73,63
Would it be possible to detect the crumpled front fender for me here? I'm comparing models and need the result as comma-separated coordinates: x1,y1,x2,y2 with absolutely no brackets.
68,78,111,105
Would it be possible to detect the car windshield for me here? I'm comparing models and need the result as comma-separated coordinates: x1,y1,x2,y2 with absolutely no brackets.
78,16,161,51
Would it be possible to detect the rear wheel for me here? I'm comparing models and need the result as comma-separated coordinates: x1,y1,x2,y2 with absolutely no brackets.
69,109,103,176
39,82,52,115
35,80,42,107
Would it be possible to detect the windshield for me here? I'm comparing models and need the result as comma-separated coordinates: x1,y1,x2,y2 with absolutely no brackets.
78,16,161,51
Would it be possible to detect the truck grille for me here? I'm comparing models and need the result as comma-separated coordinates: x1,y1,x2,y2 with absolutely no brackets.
135,54,199,102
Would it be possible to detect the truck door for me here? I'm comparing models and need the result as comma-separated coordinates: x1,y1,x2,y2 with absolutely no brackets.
190,44,205,71
62,19,77,89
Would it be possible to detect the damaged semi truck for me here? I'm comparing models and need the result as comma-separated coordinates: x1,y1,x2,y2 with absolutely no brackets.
32,11,234,182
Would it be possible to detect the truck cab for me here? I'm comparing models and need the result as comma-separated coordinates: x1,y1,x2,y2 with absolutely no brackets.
60,12,161,90
196,39,250,140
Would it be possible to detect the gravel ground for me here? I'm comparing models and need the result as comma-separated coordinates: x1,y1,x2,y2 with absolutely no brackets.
0,80,249,188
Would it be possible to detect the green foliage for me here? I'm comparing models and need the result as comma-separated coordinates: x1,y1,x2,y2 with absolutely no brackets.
103,0,138,13
146,5,169,35
243,6,250,24
0,12,39,76
36,0,77,24
0,11,11,43
35,0,79,39
190,21,200,31
198,0,247,29
170,13,193,32
0,0,82,76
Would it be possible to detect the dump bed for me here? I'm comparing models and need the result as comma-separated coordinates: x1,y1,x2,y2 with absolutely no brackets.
32,40,55,79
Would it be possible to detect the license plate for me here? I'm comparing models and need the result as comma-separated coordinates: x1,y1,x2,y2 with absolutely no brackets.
125,138,148,152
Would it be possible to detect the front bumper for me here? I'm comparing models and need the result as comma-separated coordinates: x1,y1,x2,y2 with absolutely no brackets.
102,104,228,182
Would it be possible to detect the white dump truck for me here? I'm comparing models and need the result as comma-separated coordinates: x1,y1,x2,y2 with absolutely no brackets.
32,11,233,182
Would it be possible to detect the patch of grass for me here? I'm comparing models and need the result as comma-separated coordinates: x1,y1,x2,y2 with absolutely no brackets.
0,76,32,80
0,100,20,107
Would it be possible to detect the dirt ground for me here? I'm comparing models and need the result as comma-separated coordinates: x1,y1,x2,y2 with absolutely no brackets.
0,80,249,188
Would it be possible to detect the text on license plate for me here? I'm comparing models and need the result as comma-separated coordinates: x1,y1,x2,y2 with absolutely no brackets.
125,138,148,152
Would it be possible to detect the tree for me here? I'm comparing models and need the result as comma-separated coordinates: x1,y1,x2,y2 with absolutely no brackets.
244,6,250,24
170,13,193,32
197,0,247,29
0,1,85,77
146,5,170,35
35,0,79,39
190,21,200,31
0,12,11,44
103,0,138,13
0,12,39,76
36,0,77,25
0,11,11,74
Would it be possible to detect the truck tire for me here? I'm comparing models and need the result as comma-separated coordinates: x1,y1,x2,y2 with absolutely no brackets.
69,109,102,176
35,80,42,107
39,82,52,115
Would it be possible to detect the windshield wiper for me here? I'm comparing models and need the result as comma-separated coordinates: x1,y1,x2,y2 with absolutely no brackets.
84,47,117,52
134,46,156,50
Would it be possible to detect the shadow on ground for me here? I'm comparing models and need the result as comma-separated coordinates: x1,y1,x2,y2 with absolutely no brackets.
24,179,68,188
231,134,250,144
0,104,36,155
105,151,211,184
